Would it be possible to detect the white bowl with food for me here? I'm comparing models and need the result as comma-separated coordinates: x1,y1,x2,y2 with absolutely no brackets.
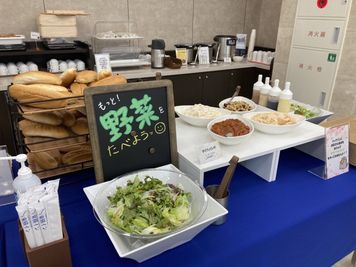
219,96,257,114
93,169,208,240
243,111,305,135
175,104,230,127
207,114,254,145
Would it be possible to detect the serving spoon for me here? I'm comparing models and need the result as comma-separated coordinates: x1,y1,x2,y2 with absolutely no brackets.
226,85,241,104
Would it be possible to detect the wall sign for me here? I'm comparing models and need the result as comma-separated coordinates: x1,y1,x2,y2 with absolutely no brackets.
325,124,349,179
85,80,178,183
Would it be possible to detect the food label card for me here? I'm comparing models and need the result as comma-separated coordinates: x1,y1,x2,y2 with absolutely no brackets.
94,53,111,72
198,141,221,164
325,124,349,179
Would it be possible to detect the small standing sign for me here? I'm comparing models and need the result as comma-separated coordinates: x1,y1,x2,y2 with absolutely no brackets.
85,80,178,183
94,53,112,73
309,123,349,179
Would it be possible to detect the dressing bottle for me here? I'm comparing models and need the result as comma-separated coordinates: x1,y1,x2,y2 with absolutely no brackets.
267,79,282,110
258,77,271,107
277,82,293,113
252,74,264,103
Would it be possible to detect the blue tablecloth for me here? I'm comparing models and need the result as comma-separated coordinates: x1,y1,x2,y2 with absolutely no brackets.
2,148,356,267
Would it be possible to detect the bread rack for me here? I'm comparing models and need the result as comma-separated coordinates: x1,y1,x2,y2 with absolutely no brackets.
6,92,94,179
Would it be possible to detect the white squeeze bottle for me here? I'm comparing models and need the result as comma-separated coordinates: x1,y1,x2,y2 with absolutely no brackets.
267,79,282,110
277,82,293,113
258,77,272,107
252,74,264,103
12,154,41,195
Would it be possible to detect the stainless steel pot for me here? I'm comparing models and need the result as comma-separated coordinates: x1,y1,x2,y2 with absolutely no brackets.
175,44,194,63
213,35,236,61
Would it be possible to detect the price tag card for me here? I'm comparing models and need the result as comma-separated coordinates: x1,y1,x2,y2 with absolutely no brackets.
30,32,40,40
198,47,210,65
223,57,232,63
325,124,349,178
175,48,188,65
198,141,221,164
94,53,112,72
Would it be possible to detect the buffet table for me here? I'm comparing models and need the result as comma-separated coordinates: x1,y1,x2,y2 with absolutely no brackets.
2,148,356,267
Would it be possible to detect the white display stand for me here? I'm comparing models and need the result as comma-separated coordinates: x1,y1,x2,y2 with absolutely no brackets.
176,118,325,185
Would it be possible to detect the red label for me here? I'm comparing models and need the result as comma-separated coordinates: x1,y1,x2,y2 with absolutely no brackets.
317,0,328,8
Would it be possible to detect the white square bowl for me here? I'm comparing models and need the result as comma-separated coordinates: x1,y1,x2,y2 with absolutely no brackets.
83,164,228,262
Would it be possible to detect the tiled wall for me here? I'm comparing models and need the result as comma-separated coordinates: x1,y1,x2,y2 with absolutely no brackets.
272,0,356,116
0,0,281,50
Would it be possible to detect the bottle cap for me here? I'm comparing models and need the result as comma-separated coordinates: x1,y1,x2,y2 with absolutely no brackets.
16,154,33,179
260,77,272,94
269,79,282,97
280,81,293,99
253,74,264,91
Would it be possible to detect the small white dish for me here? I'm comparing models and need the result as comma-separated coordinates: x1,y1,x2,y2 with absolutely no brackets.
207,114,254,145
242,111,305,135
233,56,244,62
175,105,230,127
219,96,257,114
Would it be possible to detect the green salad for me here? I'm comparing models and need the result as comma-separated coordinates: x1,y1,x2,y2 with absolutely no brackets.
107,176,192,235
291,103,318,119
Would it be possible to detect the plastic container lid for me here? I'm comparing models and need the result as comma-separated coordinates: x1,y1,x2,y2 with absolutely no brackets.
253,74,264,91
279,82,293,100
260,77,272,94
175,43,194,49
269,79,282,97
149,39,165,49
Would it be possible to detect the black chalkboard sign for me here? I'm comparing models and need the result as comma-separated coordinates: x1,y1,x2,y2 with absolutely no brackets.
84,80,177,183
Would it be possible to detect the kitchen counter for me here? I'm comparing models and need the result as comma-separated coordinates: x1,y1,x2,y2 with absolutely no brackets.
114,61,270,80
0,61,269,91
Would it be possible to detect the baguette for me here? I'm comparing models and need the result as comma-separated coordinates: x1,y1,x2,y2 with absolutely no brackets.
62,149,92,165
75,70,97,84
9,84,71,108
60,68,77,87
62,110,76,127
19,119,71,138
97,70,112,80
89,75,127,87
13,71,62,85
32,151,58,170
59,143,91,153
70,82,87,96
23,112,63,126
71,117,89,135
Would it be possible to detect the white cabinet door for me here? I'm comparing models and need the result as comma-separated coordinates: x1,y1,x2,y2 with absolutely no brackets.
286,47,339,109
293,19,346,50
297,0,351,18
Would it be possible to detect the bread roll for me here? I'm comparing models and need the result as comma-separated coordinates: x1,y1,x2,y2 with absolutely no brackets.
98,70,112,80
19,119,71,138
89,75,127,87
71,117,89,135
32,151,58,170
47,149,61,163
76,70,97,84
59,143,91,153
62,111,76,127
60,68,77,87
13,71,62,85
9,84,71,108
62,149,92,165
70,82,87,96
23,112,63,126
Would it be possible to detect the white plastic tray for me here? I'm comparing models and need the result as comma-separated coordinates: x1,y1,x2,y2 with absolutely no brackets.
83,164,228,262
0,35,25,45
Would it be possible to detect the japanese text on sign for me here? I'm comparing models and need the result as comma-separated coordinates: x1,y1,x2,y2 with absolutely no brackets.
98,93,166,157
